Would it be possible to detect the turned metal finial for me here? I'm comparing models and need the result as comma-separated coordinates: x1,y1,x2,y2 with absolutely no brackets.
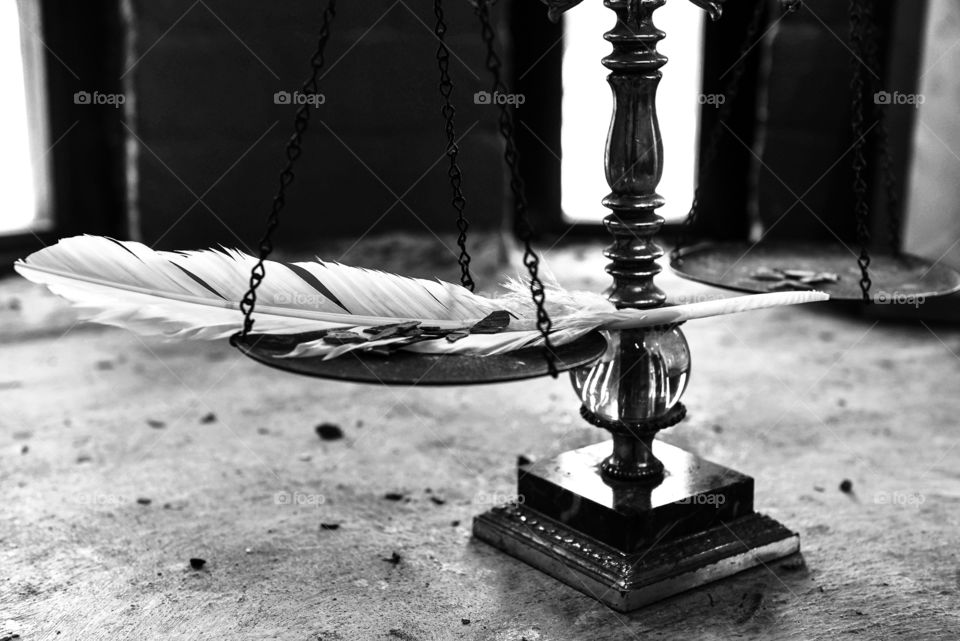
601,0,669,310
571,0,692,484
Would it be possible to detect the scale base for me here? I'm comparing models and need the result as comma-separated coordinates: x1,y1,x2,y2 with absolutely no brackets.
473,440,800,611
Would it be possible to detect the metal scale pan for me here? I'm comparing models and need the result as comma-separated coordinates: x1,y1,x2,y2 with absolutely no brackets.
232,331,608,386
672,242,960,301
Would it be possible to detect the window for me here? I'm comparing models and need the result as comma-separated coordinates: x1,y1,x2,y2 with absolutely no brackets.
1,0,51,235
561,3,705,224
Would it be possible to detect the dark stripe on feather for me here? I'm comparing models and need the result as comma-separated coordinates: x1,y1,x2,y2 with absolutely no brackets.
283,263,349,312
105,237,142,260
170,262,225,299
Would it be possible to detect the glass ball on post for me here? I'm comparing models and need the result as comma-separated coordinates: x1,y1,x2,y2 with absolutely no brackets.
571,324,691,483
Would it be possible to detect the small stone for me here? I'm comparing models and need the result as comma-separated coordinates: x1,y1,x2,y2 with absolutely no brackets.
245,548,253,554
136,497,152,506
76,455,92,464
189,558,206,570
363,321,420,339
813,485,825,493
450,520,460,527
20,445,28,455
749,267,785,282
839,479,853,493
199,413,217,424
323,331,367,345
383,492,405,501
769,280,816,292
470,311,511,334
320,523,341,531
461,618,471,625
429,496,446,506
146,419,166,429
382,551,401,565
315,423,344,441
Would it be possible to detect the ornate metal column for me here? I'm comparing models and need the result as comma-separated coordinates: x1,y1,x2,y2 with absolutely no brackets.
572,0,690,484
474,0,801,612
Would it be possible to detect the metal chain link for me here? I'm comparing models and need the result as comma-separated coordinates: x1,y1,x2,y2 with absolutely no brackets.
237,1,338,337
849,0,873,303
474,0,558,378
671,0,768,264
434,0,475,291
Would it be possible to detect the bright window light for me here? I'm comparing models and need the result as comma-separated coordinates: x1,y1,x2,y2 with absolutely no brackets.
562,3,705,223
0,1,45,234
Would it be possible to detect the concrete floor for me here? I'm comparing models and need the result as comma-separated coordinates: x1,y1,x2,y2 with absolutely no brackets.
2,236,960,640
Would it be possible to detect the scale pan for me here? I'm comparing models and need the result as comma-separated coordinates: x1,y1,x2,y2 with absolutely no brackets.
671,242,960,301
232,331,608,386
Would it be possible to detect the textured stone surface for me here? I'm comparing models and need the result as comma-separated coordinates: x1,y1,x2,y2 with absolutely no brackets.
2,237,960,639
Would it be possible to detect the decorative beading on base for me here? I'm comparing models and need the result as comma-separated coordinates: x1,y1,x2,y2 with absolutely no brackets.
474,503,800,611
580,402,687,436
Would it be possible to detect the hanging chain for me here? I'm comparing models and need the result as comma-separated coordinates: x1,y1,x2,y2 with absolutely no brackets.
672,0,768,264
237,1,338,337
474,0,558,378
861,0,901,253
849,0,873,303
434,0,475,291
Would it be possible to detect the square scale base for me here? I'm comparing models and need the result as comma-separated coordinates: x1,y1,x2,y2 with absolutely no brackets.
473,440,800,611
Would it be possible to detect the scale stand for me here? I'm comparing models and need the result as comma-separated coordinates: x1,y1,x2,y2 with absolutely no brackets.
474,0,800,611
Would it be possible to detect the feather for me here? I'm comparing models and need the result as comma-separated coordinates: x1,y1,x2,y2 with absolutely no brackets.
15,236,830,360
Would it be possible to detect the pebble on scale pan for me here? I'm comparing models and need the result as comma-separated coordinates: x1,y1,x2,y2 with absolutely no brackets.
748,266,840,291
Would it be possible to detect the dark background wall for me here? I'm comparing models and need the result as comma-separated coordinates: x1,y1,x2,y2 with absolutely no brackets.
126,1,511,251
26,0,925,258
758,0,924,247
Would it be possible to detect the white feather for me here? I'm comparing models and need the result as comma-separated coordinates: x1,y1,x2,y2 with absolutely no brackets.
15,236,829,359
